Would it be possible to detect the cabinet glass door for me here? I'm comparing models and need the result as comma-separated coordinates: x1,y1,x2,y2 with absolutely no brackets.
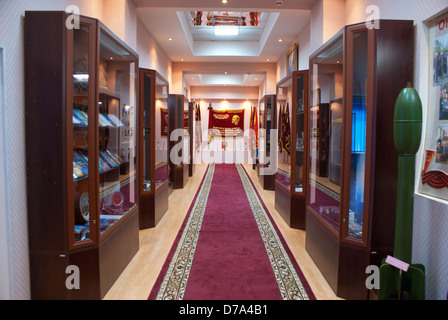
183,99,190,165
277,78,293,190
346,30,368,240
176,96,183,167
308,37,344,234
266,97,272,163
71,21,95,245
97,29,137,236
155,75,169,190
142,73,152,192
258,98,265,160
294,73,306,194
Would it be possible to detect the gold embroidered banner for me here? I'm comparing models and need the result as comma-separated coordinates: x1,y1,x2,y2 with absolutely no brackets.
208,107,245,138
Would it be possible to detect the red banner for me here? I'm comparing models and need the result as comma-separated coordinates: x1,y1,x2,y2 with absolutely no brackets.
208,107,245,138
282,103,291,155
249,106,258,151
161,108,168,137
184,110,189,130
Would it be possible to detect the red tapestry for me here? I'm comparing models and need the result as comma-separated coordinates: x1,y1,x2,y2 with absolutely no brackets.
249,106,259,151
184,110,189,130
161,108,168,137
278,104,283,153
282,103,291,155
208,107,245,138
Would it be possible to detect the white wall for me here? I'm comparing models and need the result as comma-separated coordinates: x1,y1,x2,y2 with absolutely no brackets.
0,45,13,300
276,22,312,82
172,62,277,95
137,18,172,84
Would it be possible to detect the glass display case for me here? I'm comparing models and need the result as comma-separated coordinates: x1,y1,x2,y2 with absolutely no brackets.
25,11,139,299
257,95,276,190
169,94,189,189
275,71,309,230
138,68,169,229
305,20,414,300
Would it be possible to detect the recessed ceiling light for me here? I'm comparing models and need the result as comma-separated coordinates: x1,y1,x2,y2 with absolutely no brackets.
225,72,227,74
215,27,239,36
181,58,184,61
168,37,173,41
278,38,283,42
222,0,228,3
266,59,270,62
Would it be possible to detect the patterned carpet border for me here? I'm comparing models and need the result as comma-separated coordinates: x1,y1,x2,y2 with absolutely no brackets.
237,164,315,300
154,164,215,300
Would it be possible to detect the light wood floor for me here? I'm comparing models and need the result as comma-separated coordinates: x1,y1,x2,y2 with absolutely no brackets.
103,163,341,300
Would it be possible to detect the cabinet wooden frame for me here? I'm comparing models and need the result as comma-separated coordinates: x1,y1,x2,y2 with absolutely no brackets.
25,11,139,299
274,70,309,230
305,20,414,300
138,68,169,229
168,94,189,189
257,94,276,190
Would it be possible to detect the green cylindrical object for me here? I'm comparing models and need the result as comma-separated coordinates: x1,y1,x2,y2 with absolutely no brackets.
393,83,422,263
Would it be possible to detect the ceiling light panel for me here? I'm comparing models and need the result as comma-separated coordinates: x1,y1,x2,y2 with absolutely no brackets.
214,27,239,36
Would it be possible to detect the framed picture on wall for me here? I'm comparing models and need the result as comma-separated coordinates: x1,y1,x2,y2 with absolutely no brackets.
287,43,298,75
418,11,448,200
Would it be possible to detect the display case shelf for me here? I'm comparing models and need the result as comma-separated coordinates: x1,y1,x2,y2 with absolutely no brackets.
305,20,414,300
138,68,169,229
25,11,139,299
275,70,309,230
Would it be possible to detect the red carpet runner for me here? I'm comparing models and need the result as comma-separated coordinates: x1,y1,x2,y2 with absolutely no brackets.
148,164,315,300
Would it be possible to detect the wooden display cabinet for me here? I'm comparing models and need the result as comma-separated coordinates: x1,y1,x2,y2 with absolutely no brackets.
168,94,189,189
138,69,169,229
306,20,414,300
25,11,139,299
257,95,276,190
275,71,309,230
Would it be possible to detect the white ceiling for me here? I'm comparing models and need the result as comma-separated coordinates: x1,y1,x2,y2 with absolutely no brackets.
186,73,266,87
135,0,315,87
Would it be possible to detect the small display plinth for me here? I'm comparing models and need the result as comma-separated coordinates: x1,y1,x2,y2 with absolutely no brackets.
275,181,306,229
258,165,275,191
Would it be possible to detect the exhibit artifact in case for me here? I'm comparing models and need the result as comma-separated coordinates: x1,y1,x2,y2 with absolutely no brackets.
25,11,139,299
